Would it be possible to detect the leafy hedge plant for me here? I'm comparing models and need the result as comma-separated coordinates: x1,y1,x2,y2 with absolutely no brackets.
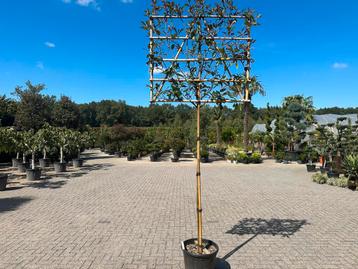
312,173,349,188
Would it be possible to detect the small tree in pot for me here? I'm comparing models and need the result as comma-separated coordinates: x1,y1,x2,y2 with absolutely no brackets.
168,127,186,162
23,130,42,181
37,124,55,169
16,131,30,173
53,128,71,173
0,127,14,190
70,131,91,168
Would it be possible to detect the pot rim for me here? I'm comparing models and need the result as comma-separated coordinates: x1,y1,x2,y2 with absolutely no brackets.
181,238,219,258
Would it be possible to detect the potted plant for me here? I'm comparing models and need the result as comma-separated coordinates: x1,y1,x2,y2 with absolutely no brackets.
37,124,55,169
53,128,71,173
23,130,42,181
71,131,91,168
0,128,12,190
126,140,140,161
343,154,358,190
168,128,186,162
16,131,30,173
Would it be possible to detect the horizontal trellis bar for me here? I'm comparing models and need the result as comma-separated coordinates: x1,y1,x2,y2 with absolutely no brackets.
151,99,246,104
150,15,246,19
161,57,246,62
150,36,251,41
151,78,244,83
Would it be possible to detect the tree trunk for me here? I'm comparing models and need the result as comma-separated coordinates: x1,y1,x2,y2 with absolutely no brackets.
16,152,20,159
60,147,64,163
43,148,47,159
272,142,276,157
22,153,26,163
215,120,222,145
32,152,35,170
243,102,249,152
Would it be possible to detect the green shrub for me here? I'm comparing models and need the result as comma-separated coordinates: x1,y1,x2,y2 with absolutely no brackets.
326,177,336,186
236,151,249,164
275,151,285,161
312,173,328,184
343,155,358,179
335,177,349,188
251,152,263,163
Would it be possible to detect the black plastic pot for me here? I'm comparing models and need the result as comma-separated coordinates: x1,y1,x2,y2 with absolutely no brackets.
327,171,339,178
127,155,135,161
306,164,316,172
320,167,327,174
72,159,83,168
54,162,67,173
201,157,209,163
171,157,179,162
182,239,219,269
26,168,42,181
348,177,357,190
0,174,8,191
39,158,51,169
150,153,159,162
12,158,21,168
18,162,30,173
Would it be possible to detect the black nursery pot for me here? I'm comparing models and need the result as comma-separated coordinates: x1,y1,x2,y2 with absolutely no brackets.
182,239,219,269
39,158,51,169
150,153,158,162
54,162,67,173
306,164,316,172
72,159,84,168
12,158,21,168
26,168,42,181
18,162,30,173
0,174,8,191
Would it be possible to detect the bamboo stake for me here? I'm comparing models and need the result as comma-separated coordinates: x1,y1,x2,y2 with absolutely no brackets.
196,88,203,254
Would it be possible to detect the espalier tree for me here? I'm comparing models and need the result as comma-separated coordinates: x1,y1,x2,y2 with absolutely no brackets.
144,0,260,255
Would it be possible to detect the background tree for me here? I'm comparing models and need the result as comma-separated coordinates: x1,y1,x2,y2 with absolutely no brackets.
0,95,17,127
13,81,55,131
282,95,314,151
53,96,80,129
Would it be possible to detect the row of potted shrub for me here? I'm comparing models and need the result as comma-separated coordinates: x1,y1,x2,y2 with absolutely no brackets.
226,146,263,164
0,126,92,191
310,154,358,190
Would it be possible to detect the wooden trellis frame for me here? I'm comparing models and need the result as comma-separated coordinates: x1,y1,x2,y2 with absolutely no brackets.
146,0,256,254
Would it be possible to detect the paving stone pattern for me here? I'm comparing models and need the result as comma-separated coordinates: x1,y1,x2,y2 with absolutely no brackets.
0,151,357,268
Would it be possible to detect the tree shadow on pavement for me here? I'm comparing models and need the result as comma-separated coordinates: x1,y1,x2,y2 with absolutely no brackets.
223,218,309,260
0,197,33,213
81,163,114,172
27,180,67,189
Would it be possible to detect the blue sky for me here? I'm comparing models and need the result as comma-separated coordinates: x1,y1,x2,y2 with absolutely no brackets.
0,0,357,108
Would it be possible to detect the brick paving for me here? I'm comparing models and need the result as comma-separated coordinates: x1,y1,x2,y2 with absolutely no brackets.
0,150,357,269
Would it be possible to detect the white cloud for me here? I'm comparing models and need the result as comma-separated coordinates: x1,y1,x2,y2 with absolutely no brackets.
332,62,349,69
121,0,134,3
44,41,56,48
62,0,100,11
36,61,44,70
